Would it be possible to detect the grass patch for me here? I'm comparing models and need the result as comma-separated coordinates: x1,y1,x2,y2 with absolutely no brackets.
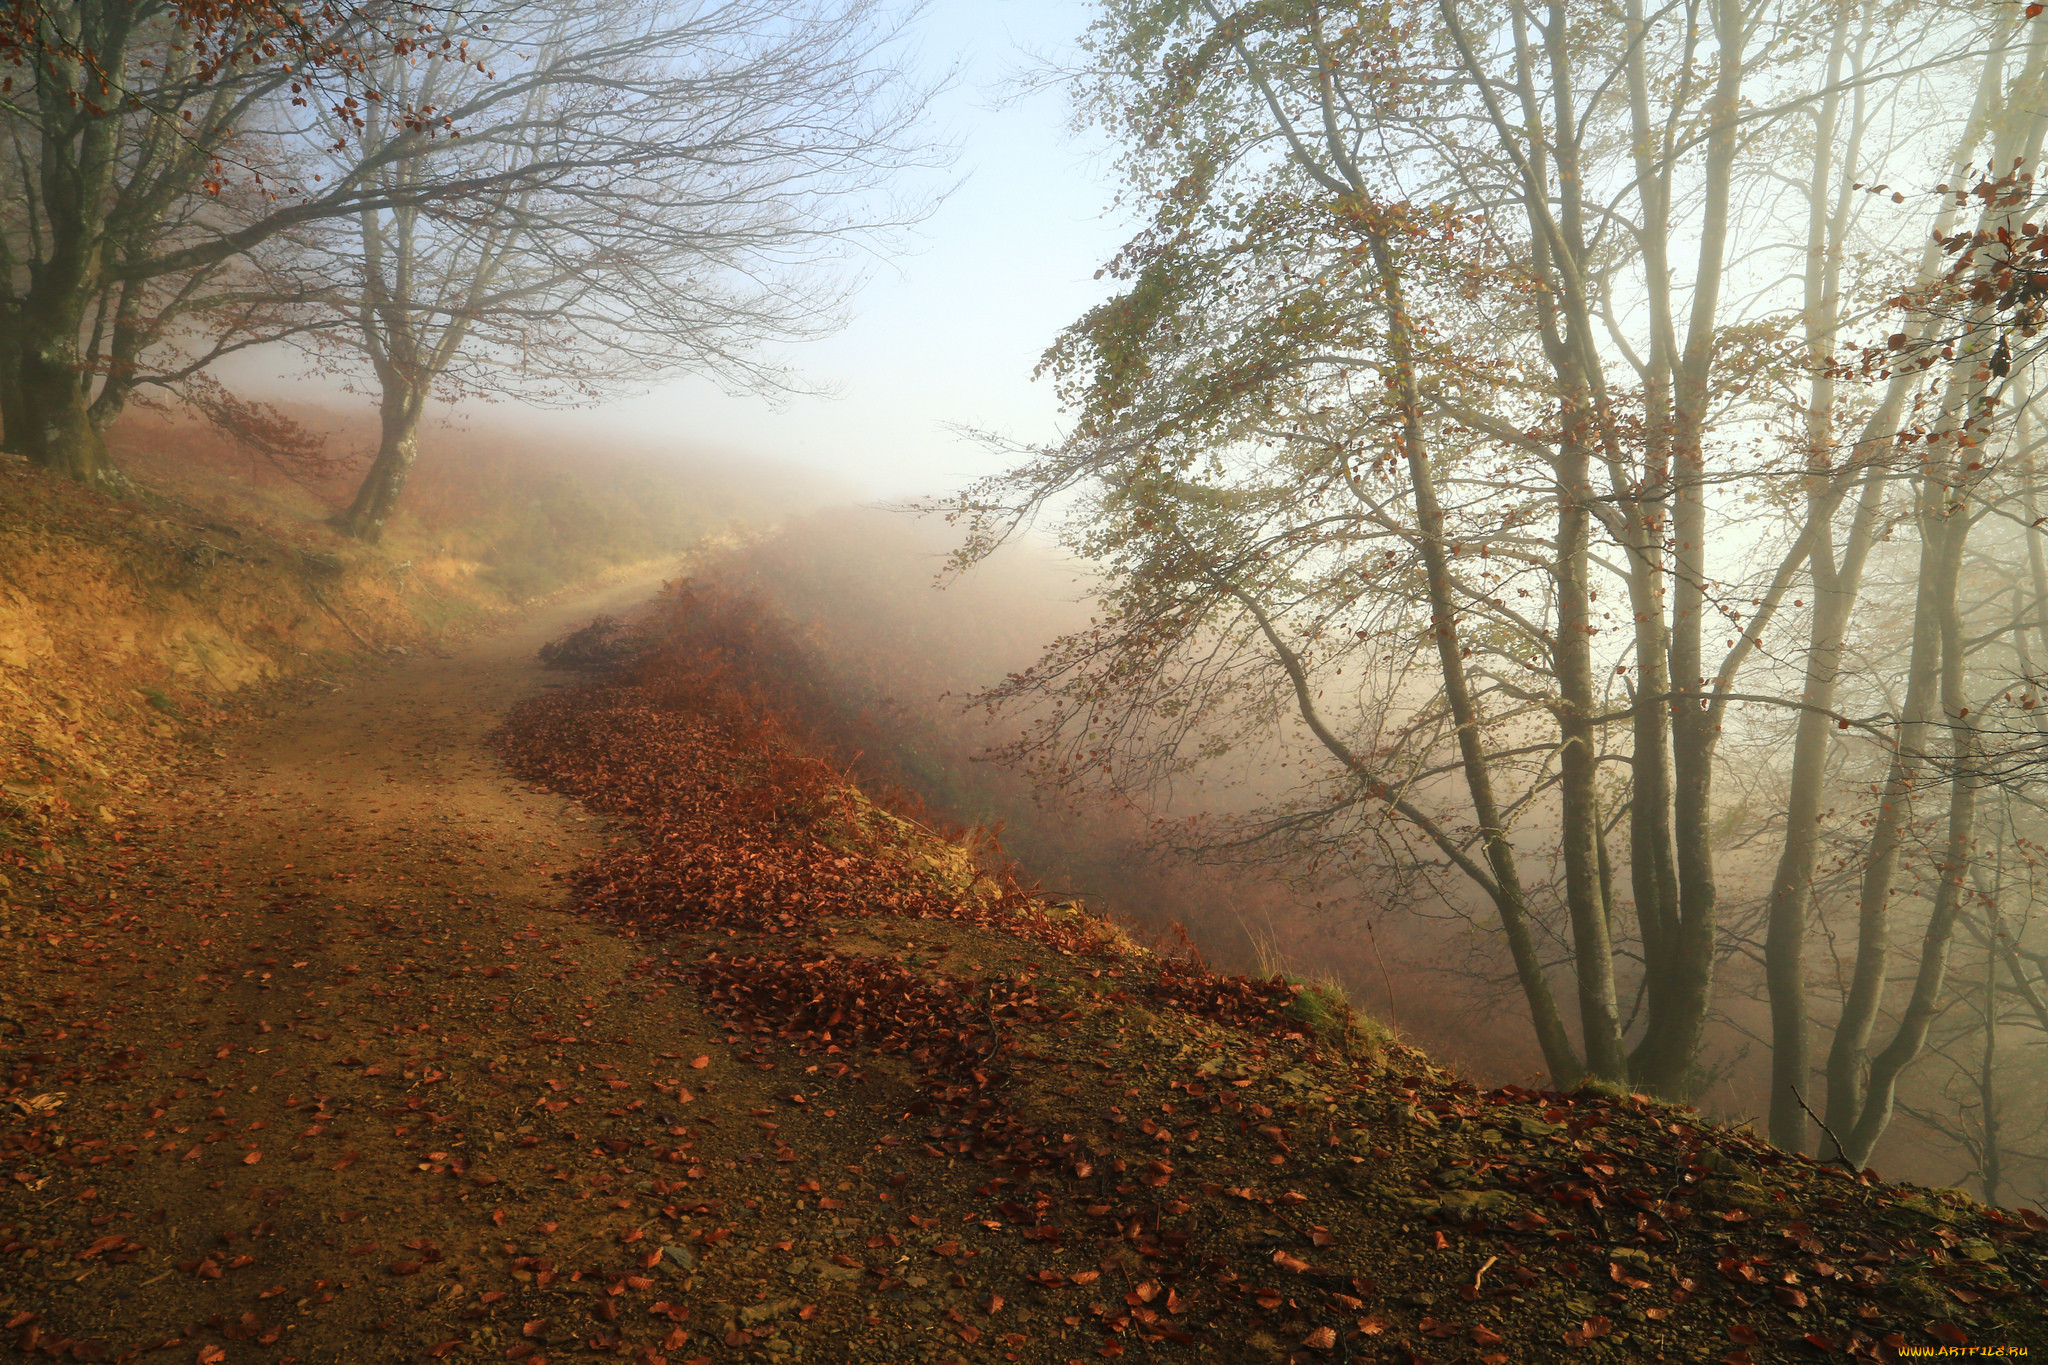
1280,974,1395,1058
138,687,182,718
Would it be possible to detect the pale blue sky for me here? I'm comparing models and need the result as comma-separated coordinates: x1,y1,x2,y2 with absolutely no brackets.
580,0,1127,501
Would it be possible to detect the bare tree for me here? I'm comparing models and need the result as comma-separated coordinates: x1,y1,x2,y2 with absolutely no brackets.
0,0,940,494
303,0,943,541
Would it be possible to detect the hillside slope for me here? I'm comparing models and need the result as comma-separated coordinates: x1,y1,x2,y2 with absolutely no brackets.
0,578,2041,1365
0,418,773,922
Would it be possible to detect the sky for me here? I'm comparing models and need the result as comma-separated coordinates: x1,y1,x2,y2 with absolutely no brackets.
579,0,1129,503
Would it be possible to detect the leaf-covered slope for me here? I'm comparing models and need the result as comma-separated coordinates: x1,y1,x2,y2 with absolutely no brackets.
492,583,2048,1365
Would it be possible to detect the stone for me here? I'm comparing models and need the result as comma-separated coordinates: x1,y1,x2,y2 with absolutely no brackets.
1437,1189,1510,1214
739,1298,801,1327
660,1245,696,1272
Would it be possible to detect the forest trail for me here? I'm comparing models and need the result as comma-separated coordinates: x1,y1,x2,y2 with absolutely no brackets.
2,572,2044,1365
0,571,727,1363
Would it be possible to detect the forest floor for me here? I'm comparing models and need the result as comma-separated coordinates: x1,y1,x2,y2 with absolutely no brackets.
1,574,2044,1365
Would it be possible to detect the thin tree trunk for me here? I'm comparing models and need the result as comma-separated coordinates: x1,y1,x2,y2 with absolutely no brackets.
1554,430,1627,1082
1367,230,1582,1084
337,378,427,542
1842,494,1978,1165
1765,0,1861,1148
1825,12,2048,1156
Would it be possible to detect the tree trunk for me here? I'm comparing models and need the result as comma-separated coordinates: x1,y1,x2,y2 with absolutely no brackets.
1367,230,1581,1085
15,299,115,485
1841,494,1977,1166
0,308,26,453
1762,476,1883,1148
337,381,427,542
1553,434,1627,1084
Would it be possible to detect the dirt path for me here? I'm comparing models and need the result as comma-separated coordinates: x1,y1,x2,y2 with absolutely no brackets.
0,571,762,1364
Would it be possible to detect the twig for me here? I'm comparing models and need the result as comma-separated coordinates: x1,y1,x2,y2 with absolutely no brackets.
1791,1085,1861,1175
1473,1254,1499,1292
305,583,381,653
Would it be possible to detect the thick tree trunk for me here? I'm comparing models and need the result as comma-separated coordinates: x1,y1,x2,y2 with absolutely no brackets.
337,382,427,542
0,311,26,452
15,302,115,486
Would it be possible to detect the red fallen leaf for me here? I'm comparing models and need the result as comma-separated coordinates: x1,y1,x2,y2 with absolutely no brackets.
957,1325,982,1345
197,1348,226,1364
241,1151,261,1166
1562,1316,1613,1348
1471,1325,1504,1347
1070,1271,1101,1286
799,1305,818,1322
1272,1250,1311,1273
76,1235,126,1260
192,1257,223,1280
430,1341,464,1358
1096,1345,1124,1359
1927,1323,1968,1347
1358,1316,1388,1335
1723,1351,1754,1365
1301,1326,1336,1350
523,1320,549,1339
492,1211,507,1228
1802,1333,1839,1354
1729,1325,1761,1346
690,1057,709,1069
329,1152,359,1172
1774,1286,1808,1309
388,1260,424,1276
1166,1289,1187,1314
1947,1287,1982,1305
987,1295,1004,1315
226,1254,254,1270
